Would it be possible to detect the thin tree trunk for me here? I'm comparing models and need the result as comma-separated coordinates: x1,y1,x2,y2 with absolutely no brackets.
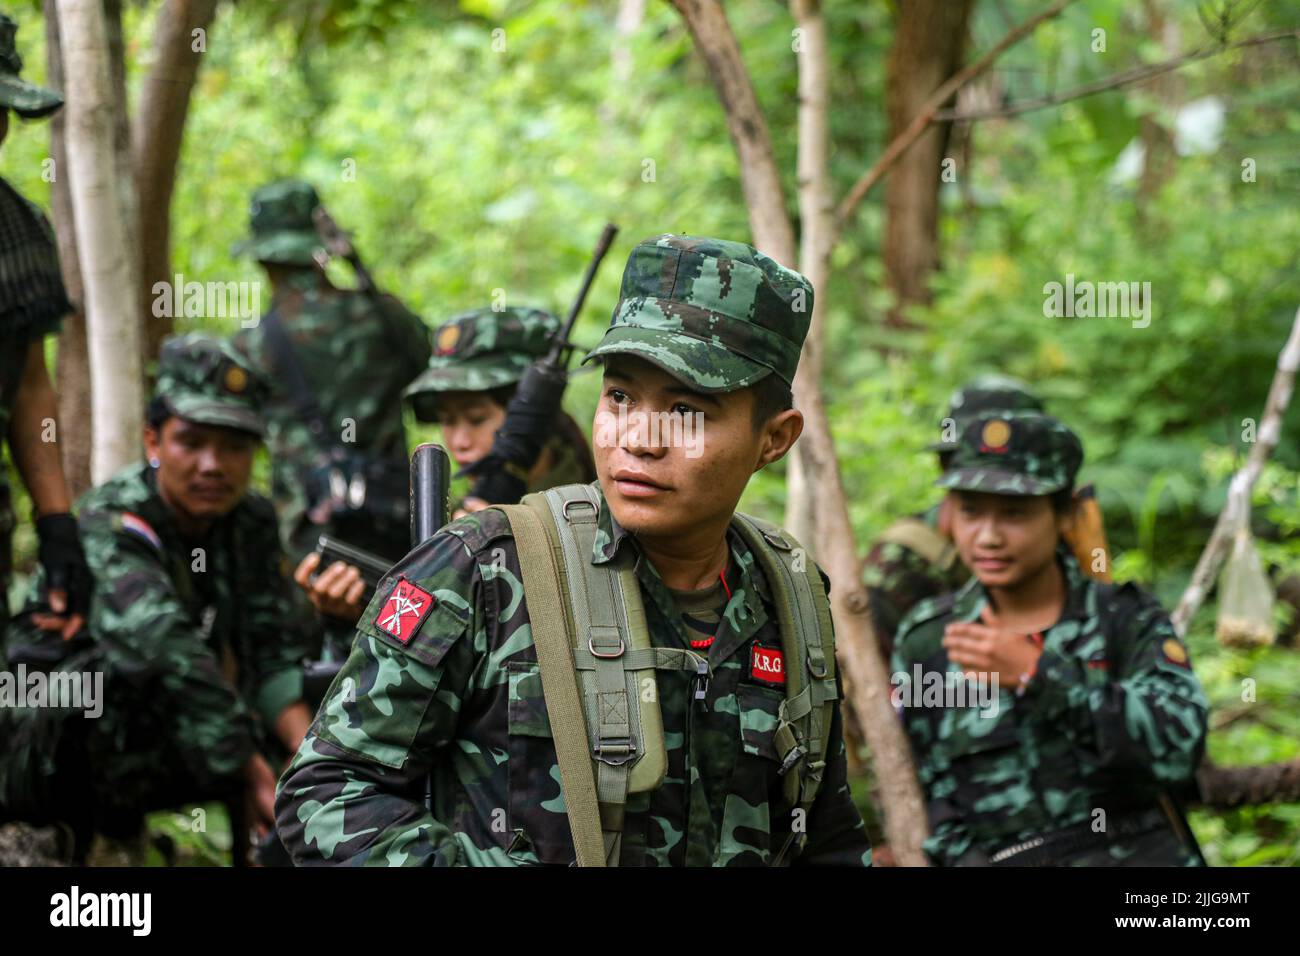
43,0,91,498
784,0,831,553
57,0,143,482
135,0,220,367
667,0,796,264
1171,305,1300,636
882,0,974,328
669,0,930,866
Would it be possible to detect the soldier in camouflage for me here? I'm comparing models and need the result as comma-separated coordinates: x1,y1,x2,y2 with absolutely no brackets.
891,411,1208,866
0,12,90,652
863,375,1044,660
276,234,872,866
298,306,598,621
232,179,431,566
1,335,311,856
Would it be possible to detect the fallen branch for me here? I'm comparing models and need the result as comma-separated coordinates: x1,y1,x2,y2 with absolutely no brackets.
1171,306,1300,636
934,28,1300,123
1197,756,1300,808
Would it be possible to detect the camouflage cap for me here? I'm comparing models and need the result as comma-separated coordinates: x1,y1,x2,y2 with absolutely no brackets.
154,333,268,437
581,234,812,392
936,411,1082,496
233,180,325,266
931,373,1044,452
404,307,559,410
0,14,63,120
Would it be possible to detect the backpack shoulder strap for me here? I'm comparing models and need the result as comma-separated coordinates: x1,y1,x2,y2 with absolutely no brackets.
499,484,697,866
498,495,607,867
731,512,838,859
876,516,958,571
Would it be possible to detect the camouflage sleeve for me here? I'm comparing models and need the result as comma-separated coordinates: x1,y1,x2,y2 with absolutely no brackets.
795,688,873,866
274,526,480,866
377,294,431,384
1019,585,1208,787
863,541,947,660
240,507,306,724
81,512,257,787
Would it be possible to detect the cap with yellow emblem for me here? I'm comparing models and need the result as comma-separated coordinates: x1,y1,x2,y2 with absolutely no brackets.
154,333,268,437
403,306,560,418
936,411,1082,496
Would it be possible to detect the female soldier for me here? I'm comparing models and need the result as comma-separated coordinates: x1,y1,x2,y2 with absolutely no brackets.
298,306,596,619
891,410,1208,866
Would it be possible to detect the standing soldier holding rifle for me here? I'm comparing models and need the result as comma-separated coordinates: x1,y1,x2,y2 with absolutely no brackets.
232,179,430,567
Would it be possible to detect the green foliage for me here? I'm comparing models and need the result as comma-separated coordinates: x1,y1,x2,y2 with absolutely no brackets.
4,0,1299,864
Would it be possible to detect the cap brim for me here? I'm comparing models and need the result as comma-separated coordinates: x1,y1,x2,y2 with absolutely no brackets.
935,468,1063,496
404,355,529,398
233,230,323,265
166,398,265,438
580,325,771,393
0,75,63,119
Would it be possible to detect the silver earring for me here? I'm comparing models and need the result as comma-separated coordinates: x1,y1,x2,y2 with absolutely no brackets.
149,457,160,469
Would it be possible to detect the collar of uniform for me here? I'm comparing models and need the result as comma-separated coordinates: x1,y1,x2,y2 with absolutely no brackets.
589,484,768,659
590,480,634,566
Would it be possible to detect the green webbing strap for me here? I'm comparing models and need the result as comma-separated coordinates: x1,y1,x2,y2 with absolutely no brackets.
541,485,633,866
731,514,838,849
876,517,957,571
498,501,607,867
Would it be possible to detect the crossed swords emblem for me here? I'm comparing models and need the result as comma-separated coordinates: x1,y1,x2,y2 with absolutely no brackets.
380,588,426,636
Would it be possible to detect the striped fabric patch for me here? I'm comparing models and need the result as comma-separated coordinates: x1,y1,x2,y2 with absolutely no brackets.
120,511,163,551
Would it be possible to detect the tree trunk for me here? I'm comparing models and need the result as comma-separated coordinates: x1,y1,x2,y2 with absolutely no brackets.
670,0,930,866
135,0,220,368
43,0,91,499
882,0,974,328
667,0,796,264
57,0,143,482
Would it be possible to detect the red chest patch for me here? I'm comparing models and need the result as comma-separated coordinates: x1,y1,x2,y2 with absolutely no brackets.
374,578,436,644
750,645,786,686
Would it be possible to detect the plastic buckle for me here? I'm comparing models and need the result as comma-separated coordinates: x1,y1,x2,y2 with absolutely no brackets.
593,736,638,766
806,654,829,679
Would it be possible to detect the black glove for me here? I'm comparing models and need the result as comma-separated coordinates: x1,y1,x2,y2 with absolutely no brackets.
35,512,93,618
458,361,567,505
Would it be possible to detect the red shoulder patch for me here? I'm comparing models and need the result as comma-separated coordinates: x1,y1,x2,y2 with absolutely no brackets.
374,577,436,644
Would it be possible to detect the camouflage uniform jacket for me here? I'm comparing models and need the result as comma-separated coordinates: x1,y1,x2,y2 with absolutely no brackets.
862,502,969,660
891,548,1207,866
65,463,302,792
233,274,430,559
277,482,872,866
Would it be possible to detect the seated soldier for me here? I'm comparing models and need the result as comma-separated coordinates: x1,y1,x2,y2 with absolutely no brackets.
892,411,1208,866
297,306,597,622
0,335,311,862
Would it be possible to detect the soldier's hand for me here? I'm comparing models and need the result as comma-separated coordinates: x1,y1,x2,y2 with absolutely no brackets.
942,606,1043,690
242,753,278,837
34,513,92,640
452,496,490,520
294,552,366,623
